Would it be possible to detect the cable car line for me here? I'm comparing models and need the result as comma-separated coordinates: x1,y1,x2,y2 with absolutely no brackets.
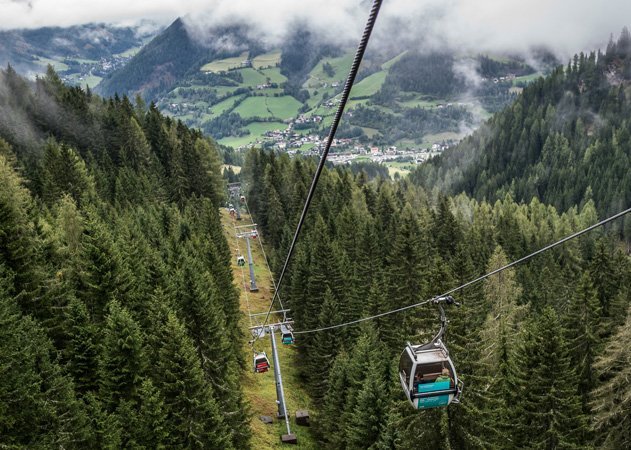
241,195,287,318
254,0,384,344
293,205,631,335
232,221,254,327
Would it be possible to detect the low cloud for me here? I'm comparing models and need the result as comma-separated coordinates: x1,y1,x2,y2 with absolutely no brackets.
1,0,630,60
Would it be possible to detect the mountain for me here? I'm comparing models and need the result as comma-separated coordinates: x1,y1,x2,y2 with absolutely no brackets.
411,27,631,230
96,18,260,100
0,22,158,87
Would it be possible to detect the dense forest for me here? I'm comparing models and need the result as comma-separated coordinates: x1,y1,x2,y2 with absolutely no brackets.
2,25,631,449
411,28,631,242
244,147,630,449
0,65,249,447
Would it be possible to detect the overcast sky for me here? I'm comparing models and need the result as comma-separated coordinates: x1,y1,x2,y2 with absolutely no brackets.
2,0,631,57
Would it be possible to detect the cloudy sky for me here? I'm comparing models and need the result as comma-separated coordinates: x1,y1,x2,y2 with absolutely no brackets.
2,0,631,57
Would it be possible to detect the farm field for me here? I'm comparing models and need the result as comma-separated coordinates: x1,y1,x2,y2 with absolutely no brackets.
201,52,249,72
350,70,387,98
252,51,282,69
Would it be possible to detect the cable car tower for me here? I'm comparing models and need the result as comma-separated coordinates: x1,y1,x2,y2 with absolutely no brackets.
236,225,259,292
250,320,297,443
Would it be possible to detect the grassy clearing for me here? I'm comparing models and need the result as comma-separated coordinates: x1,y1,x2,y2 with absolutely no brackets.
239,68,268,87
265,96,302,120
382,50,408,70
201,52,249,73
233,97,274,119
220,209,318,449
513,72,542,85
218,134,259,148
36,57,68,72
397,94,443,108
252,51,282,69
387,165,411,178
209,95,247,116
361,127,380,138
115,45,143,58
350,70,387,98
260,67,287,84
221,164,242,174
306,52,354,86
246,121,287,135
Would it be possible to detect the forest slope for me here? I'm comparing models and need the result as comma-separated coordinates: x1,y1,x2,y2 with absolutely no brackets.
411,28,631,238
0,66,250,447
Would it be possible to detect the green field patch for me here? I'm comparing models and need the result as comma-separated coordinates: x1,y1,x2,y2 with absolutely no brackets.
346,99,371,110
238,68,268,87
209,95,246,116
387,165,411,178
382,51,408,70
212,86,240,97
115,45,143,58
245,121,286,135
361,127,380,138
397,94,443,108
265,96,302,120
305,52,354,88
201,52,249,73
36,57,68,72
420,131,464,147
350,70,387,98
260,67,287,84
66,73,103,88
252,50,281,69
218,134,259,148
513,73,542,85
233,97,274,119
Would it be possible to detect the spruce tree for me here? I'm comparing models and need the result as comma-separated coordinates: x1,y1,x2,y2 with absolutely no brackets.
98,300,147,410
564,272,601,408
512,307,587,448
590,302,631,448
154,312,231,449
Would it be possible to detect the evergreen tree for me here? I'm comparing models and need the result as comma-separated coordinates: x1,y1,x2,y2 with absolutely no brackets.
564,272,601,408
590,302,631,448
154,312,231,449
98,300,147,409
512,307,587,448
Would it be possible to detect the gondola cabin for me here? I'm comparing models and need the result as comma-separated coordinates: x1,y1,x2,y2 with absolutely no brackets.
280,324,294,345
253,352,270,373
399,341,462,409
240,195,246,202
251,230,258,239
237,255,246,266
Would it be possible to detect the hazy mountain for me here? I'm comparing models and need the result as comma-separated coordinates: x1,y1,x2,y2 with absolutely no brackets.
0,22,159,85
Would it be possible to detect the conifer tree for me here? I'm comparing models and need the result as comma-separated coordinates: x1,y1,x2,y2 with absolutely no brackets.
98,300,147,409
307,287,344,403
590,302,631,448
564,271,601,408
512,308,587,447
64,297,99,394
154,312,231,449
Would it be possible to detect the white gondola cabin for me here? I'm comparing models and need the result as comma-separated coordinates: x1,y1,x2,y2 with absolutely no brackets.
399,296,463,409
237,255,246,266
253,352,270,373
280,323,295,345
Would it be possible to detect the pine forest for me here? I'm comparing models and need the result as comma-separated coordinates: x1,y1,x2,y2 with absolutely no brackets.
0,17,631,450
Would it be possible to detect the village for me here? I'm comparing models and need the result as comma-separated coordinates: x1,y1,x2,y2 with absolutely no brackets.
233,113,453,168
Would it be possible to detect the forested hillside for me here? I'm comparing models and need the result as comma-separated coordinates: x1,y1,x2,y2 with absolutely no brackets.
244,148,630,448
0,66,249,447
412,28,631,239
